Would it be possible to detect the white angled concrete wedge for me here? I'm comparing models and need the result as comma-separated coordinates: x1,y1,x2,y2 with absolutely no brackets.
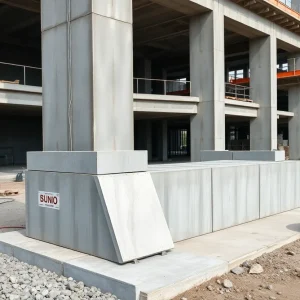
95,172,174,264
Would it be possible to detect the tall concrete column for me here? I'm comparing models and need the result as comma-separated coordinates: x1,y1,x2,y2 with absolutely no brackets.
190,10,225,161
250,35,277,150
288,55,300,159
42,0,133,151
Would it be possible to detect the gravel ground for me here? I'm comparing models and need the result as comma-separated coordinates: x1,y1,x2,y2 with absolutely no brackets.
174,239,300,300
0,253,119,300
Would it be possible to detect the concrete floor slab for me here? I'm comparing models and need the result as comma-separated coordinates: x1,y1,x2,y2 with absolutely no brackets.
1,209,300,300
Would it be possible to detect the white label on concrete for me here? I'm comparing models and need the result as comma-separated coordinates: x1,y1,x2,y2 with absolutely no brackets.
38,191,60,210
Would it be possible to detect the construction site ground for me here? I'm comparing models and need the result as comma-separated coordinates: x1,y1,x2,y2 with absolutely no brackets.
174,239,300,300
0,181,25,233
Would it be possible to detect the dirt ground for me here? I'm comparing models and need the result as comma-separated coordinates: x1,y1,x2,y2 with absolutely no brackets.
174,239,300,300
0,181,25,233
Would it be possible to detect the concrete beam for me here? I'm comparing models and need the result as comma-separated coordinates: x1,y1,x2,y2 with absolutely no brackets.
0,0,40,13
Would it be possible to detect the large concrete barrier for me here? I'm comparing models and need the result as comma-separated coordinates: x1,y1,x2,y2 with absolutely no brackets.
150,161,300,242
151,167,213,242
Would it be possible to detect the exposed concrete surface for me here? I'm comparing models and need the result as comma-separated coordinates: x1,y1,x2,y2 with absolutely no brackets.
1,209,300,300
176,208,300,270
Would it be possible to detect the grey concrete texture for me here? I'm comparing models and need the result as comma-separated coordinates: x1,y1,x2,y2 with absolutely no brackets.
2,209,300,300
198,151,285,162
232,150,285,161
41,0,132,31
27,151,148,174
190,9,225,160
151,160,300,241
26,170,173,264
151,168,212,242
250,35,278,151
42,0,134,152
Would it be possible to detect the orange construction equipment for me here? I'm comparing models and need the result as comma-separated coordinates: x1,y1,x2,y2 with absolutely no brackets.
231,69,300,85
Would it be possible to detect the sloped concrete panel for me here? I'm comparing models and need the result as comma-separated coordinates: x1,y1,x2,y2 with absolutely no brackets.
95,172,174,263
151,168,213,242
212,165,260,231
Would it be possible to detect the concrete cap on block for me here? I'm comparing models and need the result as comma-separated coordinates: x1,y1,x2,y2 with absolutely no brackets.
27,151,147,175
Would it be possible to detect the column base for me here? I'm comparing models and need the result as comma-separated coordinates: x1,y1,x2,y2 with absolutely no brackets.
26,151,174,264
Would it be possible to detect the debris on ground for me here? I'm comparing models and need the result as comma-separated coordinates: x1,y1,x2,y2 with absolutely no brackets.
222,279,233,289
231,266,245,275
249,263,264,274
173,239,300,300
0,190,19,197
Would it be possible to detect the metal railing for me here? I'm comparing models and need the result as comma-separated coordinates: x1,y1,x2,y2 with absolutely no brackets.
0,61,42,86
225,83,252,101
133,78,191,96
273,0,300,14
281,57,300,73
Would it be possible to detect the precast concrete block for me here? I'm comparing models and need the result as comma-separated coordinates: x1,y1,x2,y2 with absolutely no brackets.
199,151,233,161
233,151,285,161
259,163,281,218
27,151,148,174
151,168,213,242
26,170,173,264
212,165,260,231
280,161,300,212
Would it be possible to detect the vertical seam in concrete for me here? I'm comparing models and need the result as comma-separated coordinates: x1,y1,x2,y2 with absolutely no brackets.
258,164,261,219
91,13,95,151
67,0,73,151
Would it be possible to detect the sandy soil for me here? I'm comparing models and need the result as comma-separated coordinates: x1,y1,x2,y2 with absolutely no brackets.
174,239,300,300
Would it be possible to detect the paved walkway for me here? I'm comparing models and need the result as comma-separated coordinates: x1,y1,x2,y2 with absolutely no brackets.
0,209,300,300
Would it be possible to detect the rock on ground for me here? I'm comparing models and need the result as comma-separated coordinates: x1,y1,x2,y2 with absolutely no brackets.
231,266,245,275
0,253,120,300
249,263,264,274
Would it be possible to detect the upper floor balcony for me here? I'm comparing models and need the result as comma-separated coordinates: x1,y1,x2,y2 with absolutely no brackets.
232,0,300,34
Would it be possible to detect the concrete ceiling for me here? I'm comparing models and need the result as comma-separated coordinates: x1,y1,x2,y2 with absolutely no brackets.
0,1,40,49
231,0,300,35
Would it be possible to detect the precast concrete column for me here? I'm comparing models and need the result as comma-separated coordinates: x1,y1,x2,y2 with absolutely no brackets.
288,55,300,159
42,0,133,151
190,9,225,161
250,35,277,150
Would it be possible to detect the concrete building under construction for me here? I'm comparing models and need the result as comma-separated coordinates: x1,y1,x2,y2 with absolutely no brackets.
0,0,300,163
